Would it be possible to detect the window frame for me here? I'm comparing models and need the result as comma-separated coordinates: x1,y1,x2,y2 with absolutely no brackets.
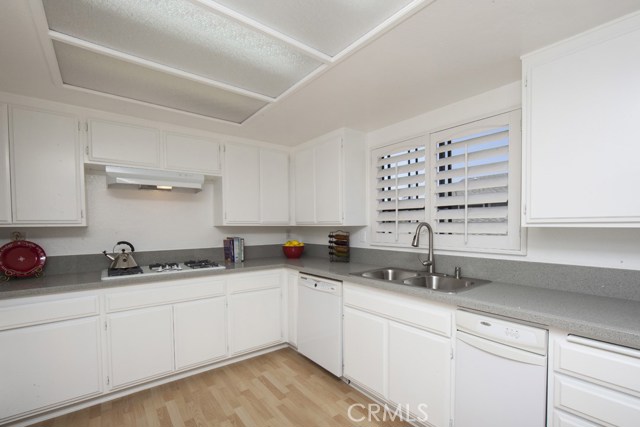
369,109,525,255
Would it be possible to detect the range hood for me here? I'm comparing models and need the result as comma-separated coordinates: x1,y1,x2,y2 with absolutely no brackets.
105,165,204,192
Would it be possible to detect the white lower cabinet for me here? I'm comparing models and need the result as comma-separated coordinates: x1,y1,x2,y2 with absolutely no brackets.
343,306,387,397
174,297,227,370
108,306,175,389
549,333,640,427
343,283,453,427
388,322,451,427
0,317,102,422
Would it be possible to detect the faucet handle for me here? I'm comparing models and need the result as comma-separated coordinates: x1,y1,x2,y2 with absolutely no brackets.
454,266,462,279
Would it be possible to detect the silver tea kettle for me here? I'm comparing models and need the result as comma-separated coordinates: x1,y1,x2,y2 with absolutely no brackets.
102,241,138,269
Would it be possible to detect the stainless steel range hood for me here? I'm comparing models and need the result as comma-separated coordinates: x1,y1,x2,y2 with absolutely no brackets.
105,165,204,192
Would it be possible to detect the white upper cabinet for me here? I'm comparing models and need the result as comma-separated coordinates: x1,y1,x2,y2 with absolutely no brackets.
5,106,85,226
88,119,161,168
522,12,640,226
215,143,289,225
88,119,222,175
165,132,221,175
293,129,366,225
0,104,10,224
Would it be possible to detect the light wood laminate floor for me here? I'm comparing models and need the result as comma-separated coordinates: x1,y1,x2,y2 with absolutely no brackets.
34,348,409,427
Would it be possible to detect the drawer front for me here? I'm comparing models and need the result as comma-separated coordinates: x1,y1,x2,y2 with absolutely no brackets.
227,271,282,294
553,410,600,427
554,374,640,427
556,337,640,396
0,296,99,330
106,279,225,312
344,284,451,337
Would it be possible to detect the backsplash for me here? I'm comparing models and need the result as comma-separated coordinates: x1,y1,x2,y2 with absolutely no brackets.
32,243,640,302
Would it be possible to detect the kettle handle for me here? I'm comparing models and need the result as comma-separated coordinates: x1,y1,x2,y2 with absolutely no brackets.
116,241,135,252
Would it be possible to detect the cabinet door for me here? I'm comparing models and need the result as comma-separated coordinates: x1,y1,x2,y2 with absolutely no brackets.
343,306,386,397
315,136,342,223
293,147,315,224
10,106,85,224
0,318,101,421
388,322,451,427
165,132,221,175
260,149,289,224
523,19,640,225
174,297,227,370
228,288,282,355
108,306,174,389
0,104,10,224
89,119,160,168
223,143,260,224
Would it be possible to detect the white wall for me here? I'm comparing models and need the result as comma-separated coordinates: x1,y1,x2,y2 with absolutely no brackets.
0,170,286,256
293,81,640,271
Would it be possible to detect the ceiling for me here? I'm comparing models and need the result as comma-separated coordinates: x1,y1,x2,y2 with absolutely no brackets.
1,0,640,146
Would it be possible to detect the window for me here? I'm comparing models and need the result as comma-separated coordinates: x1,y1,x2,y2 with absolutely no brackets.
371,110,523,253
372,136,427,244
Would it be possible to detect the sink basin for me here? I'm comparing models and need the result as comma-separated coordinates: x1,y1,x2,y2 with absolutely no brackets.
402,275,489,293
353,267,490,293
356,268,421,281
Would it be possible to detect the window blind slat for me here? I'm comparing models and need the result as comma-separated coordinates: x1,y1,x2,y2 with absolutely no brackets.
435,129,508,154
435,145,509,168
435,175,508,194
436,161,508,181
434,206,508,221
378,185,426,200
435,191,508,207
376,147,426,167
377,198,425,210
376,159,425,178
434,221,508,235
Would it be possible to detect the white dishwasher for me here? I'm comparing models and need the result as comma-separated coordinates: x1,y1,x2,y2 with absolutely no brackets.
454,310,548,427
297,273,343,377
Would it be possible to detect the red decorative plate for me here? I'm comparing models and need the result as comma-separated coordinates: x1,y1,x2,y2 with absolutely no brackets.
0,240,47,279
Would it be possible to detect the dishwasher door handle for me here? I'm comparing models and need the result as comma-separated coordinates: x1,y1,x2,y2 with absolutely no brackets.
457,331,546,366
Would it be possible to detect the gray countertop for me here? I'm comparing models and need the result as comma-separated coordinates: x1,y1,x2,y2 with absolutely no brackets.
2,256,639,350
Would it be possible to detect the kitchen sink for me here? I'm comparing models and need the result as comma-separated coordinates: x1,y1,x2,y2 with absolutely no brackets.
402,275,489,293
352,267,490,293
358,268,421,281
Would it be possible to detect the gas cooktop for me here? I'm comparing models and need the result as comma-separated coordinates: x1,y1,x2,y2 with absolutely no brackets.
101,259,226,281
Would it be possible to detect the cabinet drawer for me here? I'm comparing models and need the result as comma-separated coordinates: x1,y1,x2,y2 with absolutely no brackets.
554,374,640,427
106,278,225,312
555,336,640,396
553,410,600,427
0,295,99,330
344,284,451,337
227,271,282,294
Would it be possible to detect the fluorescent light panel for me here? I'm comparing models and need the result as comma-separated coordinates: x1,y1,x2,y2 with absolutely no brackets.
53,41,267,123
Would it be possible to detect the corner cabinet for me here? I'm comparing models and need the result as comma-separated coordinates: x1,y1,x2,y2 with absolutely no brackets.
522,12,640,227
2,105,86,226
214,143,289,225
293,129,367,226
0,294,102,424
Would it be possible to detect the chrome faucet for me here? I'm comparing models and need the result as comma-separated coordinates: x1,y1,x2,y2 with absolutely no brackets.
411,222,435,274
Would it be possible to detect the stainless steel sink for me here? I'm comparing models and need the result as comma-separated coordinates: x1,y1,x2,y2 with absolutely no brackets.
352,267,489,293
357,268,421,281
402,275,489,293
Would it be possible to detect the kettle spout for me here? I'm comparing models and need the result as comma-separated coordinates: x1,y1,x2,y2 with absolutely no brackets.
102,250,115,261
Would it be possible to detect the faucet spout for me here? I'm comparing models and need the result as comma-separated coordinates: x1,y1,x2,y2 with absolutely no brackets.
411,222,435,274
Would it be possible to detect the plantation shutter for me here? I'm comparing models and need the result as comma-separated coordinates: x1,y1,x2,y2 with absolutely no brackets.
429,110,522,251
373,136,427,244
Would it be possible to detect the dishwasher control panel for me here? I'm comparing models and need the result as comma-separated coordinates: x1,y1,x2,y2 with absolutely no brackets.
457,310,548,355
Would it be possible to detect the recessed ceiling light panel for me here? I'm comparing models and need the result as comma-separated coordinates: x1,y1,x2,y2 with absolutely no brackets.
42,0,324,98
53,41,268,123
